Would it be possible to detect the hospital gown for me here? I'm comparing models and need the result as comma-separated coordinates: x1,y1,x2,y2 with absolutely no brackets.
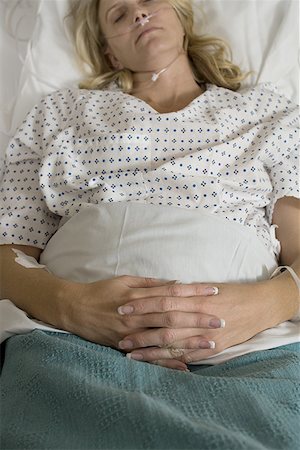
0,82,299,256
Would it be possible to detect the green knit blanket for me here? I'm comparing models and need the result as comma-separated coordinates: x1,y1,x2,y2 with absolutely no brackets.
1,331,299,449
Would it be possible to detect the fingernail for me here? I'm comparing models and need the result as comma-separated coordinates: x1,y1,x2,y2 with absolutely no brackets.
209,341,216,349
209,318,226,328
118,305,134,315
199,340,215,349
126,353,144,360
119,340,133,349
205,287,219,295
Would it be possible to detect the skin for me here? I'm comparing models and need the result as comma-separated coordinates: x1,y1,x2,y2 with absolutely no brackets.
100,0,205,113
1,0,299,373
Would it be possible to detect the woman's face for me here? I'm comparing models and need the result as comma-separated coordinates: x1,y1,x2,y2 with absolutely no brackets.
99,0,185,72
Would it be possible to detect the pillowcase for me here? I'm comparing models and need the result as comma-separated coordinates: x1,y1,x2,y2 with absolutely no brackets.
0,0,299,174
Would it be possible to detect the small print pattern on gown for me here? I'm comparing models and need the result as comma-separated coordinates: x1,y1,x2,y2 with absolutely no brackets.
0,82,299,256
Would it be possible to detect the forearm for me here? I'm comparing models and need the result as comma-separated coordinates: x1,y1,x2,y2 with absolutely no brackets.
268,196,300,323
263,255,300,325
0,244,77,329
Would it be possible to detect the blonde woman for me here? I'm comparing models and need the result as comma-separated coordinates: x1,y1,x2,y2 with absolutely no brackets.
1,1,299,448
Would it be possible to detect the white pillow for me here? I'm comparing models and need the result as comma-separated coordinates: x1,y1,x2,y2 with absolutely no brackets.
0,0,299,173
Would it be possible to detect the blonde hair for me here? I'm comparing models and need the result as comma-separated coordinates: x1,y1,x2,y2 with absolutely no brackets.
67,0,251,92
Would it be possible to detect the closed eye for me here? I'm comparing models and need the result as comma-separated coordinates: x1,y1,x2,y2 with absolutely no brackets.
115,13,125,23
114,0,153,24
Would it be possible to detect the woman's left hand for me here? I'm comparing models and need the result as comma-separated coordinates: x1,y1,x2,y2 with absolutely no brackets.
117,280,277,368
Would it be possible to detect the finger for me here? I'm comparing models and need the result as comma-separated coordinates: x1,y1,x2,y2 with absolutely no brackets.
121,310,224,330
151,360,190,372
166,335,216,350
126,347,187,362
118,286,219,314
119,327,215,350
127,346,216,363
179,348,219,364
135,283,219,300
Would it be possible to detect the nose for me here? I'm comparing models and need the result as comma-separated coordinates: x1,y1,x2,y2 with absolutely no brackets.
134,11,149,24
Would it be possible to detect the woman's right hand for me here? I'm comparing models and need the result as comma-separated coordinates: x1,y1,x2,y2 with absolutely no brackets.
65,275,177,348
0,243,221,371
63,275,220,371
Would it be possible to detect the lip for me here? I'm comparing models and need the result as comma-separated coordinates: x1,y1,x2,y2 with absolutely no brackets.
136,27,160,43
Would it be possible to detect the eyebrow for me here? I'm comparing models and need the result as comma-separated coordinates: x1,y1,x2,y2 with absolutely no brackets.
105,2,123,22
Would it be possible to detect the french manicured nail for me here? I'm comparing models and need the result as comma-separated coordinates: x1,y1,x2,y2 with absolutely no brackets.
119,340,133,349
199,341,216,349
209,318,226,328
126,353,144,360
118,305,134,315
205,287,219,295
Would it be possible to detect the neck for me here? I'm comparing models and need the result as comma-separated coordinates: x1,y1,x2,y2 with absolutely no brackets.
130,53,204,113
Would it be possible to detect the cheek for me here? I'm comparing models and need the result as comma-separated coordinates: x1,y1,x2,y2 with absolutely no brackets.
172,16,185,36
164,9,185,39
112,42,131,62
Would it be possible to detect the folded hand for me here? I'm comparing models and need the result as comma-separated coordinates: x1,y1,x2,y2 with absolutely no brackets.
118,281,272,368
69,275,221,371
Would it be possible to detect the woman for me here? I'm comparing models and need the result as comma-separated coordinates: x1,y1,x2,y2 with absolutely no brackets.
1,0,299,448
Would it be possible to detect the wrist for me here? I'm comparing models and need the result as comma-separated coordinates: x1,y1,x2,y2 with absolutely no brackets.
271,265,300,321
262,271,299,324
57,280,116,346
55,278,85,332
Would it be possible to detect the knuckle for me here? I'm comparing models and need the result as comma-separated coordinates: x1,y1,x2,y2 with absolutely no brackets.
142,277,153,287
159,296,173,312
120,314,134,328
169,348,185,358
134,336,146,348
151,360,160,366
195,284,205,296
160,329,176,346
182,353,193,364
163,312,177,328
167,284,181,297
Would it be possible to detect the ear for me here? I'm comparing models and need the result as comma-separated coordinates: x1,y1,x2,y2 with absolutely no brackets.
105,47,124,70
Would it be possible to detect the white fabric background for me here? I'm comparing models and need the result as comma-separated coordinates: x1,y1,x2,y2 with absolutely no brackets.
0,0,299,179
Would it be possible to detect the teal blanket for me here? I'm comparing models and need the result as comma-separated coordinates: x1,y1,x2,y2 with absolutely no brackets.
1,331,299,449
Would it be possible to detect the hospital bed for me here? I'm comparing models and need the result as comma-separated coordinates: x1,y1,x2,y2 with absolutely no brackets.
0,1,299,449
